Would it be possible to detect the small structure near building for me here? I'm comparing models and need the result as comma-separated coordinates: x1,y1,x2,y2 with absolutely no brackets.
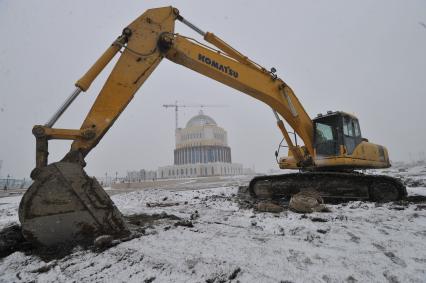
127,169,157,182
158,110,244,179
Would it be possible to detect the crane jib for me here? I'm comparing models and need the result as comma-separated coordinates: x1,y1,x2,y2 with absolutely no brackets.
198,54,239,78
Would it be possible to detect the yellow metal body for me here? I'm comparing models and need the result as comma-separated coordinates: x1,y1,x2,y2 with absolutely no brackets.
36,6,391,172
280,141,390,170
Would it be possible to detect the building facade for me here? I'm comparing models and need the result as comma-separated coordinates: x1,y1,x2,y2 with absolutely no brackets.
158,110,243,178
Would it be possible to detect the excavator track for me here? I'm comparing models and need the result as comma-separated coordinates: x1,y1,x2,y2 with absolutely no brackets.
248,172,407,203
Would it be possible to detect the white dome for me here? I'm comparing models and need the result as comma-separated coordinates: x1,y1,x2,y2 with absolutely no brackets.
185,110,217,128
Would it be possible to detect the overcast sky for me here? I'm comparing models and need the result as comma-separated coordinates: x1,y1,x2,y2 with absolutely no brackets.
1,0,425,178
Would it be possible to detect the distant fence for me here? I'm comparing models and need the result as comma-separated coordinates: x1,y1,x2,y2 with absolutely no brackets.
0,178,32,189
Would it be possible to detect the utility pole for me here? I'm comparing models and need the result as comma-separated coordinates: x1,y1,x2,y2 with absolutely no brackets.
163,101,226,130
4,174,9,191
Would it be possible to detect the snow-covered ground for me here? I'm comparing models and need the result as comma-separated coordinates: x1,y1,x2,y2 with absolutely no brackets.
378,164,426,188
0,174,425,282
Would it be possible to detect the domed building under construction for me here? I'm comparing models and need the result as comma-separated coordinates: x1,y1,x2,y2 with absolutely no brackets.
158,110,243,178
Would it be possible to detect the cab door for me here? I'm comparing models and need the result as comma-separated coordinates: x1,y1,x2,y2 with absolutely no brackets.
343,116,362,155
314,119,339,156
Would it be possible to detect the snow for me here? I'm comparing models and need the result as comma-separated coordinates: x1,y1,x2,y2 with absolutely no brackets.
0,175,425,282
407,187,426,197
0,195,21,228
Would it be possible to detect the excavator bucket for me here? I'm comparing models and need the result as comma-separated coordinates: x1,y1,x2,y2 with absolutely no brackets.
19,162,129,247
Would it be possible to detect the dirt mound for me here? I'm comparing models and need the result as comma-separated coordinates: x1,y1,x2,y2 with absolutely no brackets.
0,224,26,258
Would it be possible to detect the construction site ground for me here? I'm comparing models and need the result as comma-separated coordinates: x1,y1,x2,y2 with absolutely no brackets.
0,168,425,283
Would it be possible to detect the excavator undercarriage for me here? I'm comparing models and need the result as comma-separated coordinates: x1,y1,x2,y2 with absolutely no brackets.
248,171,407,203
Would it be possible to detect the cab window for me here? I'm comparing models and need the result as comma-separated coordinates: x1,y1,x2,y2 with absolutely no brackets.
353,120,361,136
316,123,334,142
343,117,360,137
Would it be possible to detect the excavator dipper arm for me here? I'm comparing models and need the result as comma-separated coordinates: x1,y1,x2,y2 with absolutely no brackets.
71,7,176,156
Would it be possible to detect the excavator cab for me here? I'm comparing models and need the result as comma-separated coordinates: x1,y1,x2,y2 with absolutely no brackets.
313,111,362,157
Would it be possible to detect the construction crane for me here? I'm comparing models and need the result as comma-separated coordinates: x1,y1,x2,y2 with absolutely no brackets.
162,101,225,130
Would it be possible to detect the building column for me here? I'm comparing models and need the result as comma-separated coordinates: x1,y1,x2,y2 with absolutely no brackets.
186,148,189,164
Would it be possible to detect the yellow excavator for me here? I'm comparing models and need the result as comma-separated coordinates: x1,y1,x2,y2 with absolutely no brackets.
19,6,406,246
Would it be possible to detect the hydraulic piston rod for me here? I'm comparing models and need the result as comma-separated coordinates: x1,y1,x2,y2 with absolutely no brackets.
271,109,304,164
44,32,128,128
45,87,82,128
176,15,206,36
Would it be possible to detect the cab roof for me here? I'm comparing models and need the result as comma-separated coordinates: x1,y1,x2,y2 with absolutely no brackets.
313,110,358,121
